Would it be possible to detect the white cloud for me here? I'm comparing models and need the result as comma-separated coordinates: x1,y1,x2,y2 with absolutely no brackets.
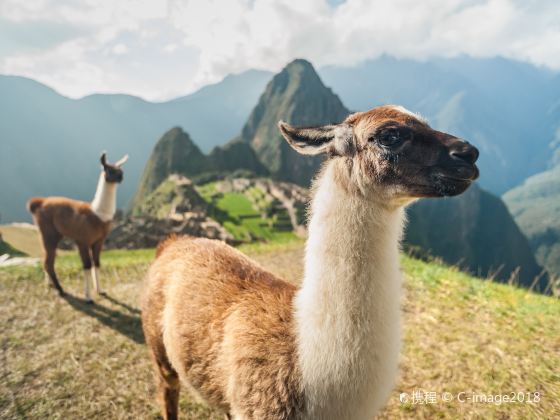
112,43,129,55
1,0,559,100
163,43,178,53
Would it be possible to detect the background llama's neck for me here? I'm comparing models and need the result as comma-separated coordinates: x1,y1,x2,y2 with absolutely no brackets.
294,162,405,418
91,173,117,222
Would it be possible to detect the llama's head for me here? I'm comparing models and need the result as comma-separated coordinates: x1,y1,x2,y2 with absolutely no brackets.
100,152,128,184
278,105,479,204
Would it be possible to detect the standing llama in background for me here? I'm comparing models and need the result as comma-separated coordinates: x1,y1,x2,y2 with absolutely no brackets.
28,153,128,303
142,105,479,420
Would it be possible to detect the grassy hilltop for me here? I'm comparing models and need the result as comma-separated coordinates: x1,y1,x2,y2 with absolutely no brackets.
504,163,560,279
1,242,558,419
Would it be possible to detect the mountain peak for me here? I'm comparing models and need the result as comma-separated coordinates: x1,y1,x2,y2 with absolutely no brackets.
237,59,349,184
267,58,324,96
131,127,207,209
283,58,316,75
160,126,192,142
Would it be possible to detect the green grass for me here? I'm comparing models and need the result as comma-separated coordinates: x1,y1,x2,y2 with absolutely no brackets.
1,243,558,419
216,193,257,217
197,184,298,243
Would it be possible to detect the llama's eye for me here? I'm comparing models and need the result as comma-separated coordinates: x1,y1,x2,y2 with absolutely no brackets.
378,129,401,147
376,128,411,147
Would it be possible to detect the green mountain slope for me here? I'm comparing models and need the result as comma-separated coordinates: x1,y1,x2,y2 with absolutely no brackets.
207,140,268,176
406,184,546,291
235,59,349,185
503,164,560,278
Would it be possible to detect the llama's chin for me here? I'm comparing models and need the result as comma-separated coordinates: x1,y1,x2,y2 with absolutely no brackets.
435,177,474,197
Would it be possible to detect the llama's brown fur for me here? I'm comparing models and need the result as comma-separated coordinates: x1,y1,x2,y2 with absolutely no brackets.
28,197,112,295
142,236,304,419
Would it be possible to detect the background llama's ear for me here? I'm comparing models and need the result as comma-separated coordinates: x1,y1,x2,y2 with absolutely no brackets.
115,154,129,167
100,152,107,167
278,121,354,156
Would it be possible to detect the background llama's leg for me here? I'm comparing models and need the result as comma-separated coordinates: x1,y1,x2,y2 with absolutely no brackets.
91,267,101,295
38,223,64,296
43,245,64,296
77,243,94,303
91,240,104,295
83,270,92,303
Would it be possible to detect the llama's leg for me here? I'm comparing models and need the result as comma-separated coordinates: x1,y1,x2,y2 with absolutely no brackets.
38,224,64,295
156,361,180,420
43,244,64,296
148,342,180,420
91,240,104,295
77,243,94,303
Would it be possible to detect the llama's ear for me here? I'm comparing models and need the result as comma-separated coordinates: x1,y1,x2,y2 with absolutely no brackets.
100,152,107,167
115,154,129,167
278,121,354,156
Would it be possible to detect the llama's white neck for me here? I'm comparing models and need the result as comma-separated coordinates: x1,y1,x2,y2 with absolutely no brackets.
295,163,405,420
91,173,118,222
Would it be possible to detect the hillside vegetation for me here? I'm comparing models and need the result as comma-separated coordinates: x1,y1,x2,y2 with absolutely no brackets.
407,184,545,290
504,164,560,279
196,179,305,243
1,243,558,419
131,175,307,244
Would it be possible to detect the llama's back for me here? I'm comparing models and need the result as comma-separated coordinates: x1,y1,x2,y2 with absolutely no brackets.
141,235,305,418
26,197,108,243
27,197,45,214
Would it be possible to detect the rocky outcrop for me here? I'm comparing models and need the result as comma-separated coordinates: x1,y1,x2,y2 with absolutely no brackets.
105,214,233,249
107,175,233,249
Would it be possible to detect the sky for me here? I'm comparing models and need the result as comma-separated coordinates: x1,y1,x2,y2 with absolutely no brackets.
1,0,559,101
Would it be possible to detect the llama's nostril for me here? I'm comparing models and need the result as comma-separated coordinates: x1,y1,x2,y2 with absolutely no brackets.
450,143,479,164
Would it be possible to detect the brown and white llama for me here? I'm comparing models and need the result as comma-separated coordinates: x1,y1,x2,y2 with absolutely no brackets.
141,105,479,420
28,152,128,303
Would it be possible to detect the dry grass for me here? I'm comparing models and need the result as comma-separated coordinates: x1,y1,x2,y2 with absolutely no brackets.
0,224,42,257
0,243,558,419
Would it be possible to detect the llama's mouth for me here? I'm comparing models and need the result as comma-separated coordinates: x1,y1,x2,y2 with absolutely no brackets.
424,165,477,197
433,174,474,197
436,164,479,182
